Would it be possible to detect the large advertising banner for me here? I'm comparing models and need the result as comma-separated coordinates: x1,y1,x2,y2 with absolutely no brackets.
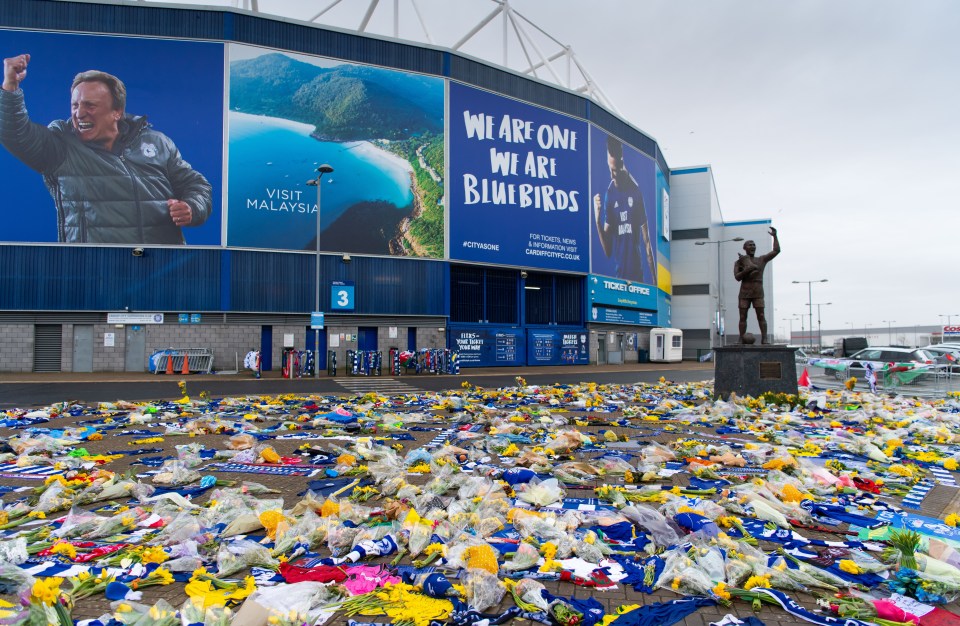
527,330,589,365
450,327,526,367
448,82,589,272
226,44,445,257
590,126,657,285
0,30,224,246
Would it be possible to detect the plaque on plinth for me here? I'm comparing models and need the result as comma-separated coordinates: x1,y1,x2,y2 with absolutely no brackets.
713,344,798,399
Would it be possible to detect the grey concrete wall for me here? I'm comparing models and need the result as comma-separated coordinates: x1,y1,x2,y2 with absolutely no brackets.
0,324,34,372
0,323,478,373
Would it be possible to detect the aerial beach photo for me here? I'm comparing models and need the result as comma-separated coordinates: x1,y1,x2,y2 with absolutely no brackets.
226,45,444,257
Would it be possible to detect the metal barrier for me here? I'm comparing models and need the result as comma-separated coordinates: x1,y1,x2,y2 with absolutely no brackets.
803,359,960,396
327,350,337,376
152,348,215,375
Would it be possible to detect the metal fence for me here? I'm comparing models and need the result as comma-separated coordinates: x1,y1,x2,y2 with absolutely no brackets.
152,348,215,375
802,359,960,397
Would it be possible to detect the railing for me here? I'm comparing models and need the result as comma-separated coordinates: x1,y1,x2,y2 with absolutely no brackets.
151,348,215,375
803,358,960,396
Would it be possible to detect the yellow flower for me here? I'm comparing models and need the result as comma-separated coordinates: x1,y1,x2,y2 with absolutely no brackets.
50,542,77,560
946,513,958,527
140,546,169,564
31,577,63,606
320,498,340,517
712,581,731,601
155,567,175,585
743,575,771,590
501,443,520,457
945,458,958,471
423,543,445,557
838,559,862,575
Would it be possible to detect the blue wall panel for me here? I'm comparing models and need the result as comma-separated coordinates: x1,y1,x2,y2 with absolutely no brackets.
0,246,221,311
229,251,446,315
448,56,588,119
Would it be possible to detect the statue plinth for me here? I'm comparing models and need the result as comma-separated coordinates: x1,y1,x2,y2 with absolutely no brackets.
713,344,798,399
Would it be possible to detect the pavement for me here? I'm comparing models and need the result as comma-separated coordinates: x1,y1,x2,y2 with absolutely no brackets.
0,360,716,407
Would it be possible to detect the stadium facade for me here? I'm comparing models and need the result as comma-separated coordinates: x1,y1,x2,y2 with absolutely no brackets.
0,0,772,372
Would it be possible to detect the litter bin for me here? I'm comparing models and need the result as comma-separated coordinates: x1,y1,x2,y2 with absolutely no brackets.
638,349,649,363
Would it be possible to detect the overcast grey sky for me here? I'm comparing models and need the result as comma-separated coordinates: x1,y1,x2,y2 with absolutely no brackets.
161,0,960,334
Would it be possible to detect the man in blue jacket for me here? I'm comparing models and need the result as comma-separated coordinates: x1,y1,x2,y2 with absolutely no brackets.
0,53,212,244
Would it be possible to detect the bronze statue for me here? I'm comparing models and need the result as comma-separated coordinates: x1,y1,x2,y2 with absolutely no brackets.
734,227,779,344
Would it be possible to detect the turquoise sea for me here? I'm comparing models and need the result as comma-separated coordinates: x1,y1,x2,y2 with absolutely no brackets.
227,112,414,251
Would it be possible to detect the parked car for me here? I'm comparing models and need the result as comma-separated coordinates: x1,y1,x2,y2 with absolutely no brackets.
924,345,960,360
922,345,960,372
832,347,937,381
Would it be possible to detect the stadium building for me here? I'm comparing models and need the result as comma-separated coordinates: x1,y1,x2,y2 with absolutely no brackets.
0,0,773,373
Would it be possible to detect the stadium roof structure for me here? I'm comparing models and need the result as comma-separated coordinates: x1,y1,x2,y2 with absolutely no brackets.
131,0,622,114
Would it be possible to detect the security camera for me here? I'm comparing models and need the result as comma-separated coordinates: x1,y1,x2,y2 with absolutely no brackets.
342,254,352,263
132,247,144,257
520,271,528,279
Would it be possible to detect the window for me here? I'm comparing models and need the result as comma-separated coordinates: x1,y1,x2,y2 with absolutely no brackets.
671,228,710,240
673,284,710,296
486,269,517,324
672,335,682,348
451,266,483,323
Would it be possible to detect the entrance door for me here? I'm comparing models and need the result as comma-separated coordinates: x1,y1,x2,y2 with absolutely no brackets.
653,332,665,360
124,325,146,372
305,327,327,370
73,325,93,372
358,327,378,352
407,327,417,351
261,326,273,371
597,333,607,365
608,333,624,364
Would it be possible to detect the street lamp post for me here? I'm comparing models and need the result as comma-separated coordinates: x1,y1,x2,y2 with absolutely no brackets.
882,319,896,345
306,164,335,379
695,237,744,348
814,302,832,352
792,279,828,350
782,315,800,344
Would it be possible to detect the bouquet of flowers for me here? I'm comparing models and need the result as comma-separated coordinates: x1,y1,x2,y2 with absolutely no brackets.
501,541,541,572
215,540,279,577
112,599,180,626
655,549,717,597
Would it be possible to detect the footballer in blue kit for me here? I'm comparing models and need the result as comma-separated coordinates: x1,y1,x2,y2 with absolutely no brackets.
593,136,654,283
